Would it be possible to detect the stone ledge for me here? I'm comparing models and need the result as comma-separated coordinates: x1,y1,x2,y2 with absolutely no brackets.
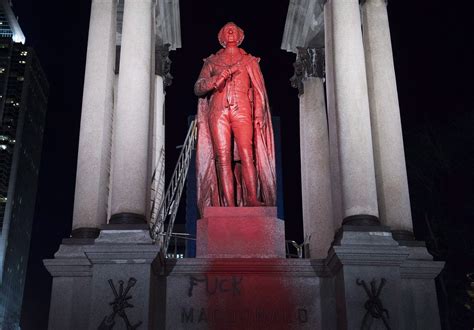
43,258,92,277
203,206,278,218
333,225,398,246
96,228,153,244
84,243,160,264
326,245,409,273
54,242,94,258
158,258,330,277
400,260,445,279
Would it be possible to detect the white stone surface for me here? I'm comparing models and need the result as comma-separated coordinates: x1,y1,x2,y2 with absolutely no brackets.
325,0,379,220
362,0,413,232
72,0,116,230
300,78,334,258
96,229,153,244
153,76,165,183
281,0,325,52
324,2,343,230
150,76,165,212
106,74,119,221
110,0,153,217
117,0,182,50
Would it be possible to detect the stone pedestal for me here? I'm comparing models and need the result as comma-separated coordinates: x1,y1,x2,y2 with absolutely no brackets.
43,241,94,330
196,207,285,258
327,226,407,329
45,228,443,330
400,244,444,330
44,229,160,330
154,258,334,330
327,226,444,330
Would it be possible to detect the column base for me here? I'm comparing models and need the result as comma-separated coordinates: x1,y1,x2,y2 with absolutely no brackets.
71,227,100,239
391,229,415,242
109,212,146,224
342,214,379,226
97,223,152,244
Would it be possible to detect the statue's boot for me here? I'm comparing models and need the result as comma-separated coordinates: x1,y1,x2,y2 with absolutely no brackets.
216,161,235,207
241,151,263,207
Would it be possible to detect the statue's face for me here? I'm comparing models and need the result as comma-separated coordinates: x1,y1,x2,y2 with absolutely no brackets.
218,22,244,48
223,24,238,46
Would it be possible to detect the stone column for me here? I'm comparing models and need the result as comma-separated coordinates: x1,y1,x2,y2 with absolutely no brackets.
72,0,116,238
324,1,344,231
110,0,153,223
291,48,334,258
152,75,165,192
361,0,414,240
324,0,379,225
150,45,171,213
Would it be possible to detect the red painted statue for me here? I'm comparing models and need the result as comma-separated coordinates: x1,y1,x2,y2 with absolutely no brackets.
195,22,276,215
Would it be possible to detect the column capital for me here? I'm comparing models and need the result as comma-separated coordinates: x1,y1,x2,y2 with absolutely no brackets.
290,47,325,96
155,43,173,87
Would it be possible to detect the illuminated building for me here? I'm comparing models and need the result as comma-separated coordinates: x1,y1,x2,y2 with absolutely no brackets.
0,1,48,328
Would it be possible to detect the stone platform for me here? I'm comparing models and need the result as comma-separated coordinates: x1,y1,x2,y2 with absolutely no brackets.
44,226,444,330
154,227,444,330
196,207,285,258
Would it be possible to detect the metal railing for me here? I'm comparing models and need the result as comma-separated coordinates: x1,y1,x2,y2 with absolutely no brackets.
149,120,197,257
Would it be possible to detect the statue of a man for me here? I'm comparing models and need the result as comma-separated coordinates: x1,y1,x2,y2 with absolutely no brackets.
195,22,276,214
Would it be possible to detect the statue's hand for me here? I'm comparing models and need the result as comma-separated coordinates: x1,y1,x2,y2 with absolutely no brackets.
219,69,232,81
214,66,240,91
220,66,240,81
214,70,230,90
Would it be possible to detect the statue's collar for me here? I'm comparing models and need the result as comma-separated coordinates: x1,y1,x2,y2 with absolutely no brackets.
206,48,250,67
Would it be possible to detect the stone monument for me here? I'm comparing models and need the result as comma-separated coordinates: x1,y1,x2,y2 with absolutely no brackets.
43,0,444,329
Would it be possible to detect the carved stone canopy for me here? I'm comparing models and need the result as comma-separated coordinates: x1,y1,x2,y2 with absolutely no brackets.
290,47,325,96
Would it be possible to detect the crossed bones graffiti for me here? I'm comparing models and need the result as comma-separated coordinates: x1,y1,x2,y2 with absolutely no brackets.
356,278,390,330
98,277,142,330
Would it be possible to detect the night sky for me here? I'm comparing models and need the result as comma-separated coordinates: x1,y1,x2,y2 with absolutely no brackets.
8,0,474,328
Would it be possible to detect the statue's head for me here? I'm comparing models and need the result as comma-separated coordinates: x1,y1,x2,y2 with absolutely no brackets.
218,22,244,48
